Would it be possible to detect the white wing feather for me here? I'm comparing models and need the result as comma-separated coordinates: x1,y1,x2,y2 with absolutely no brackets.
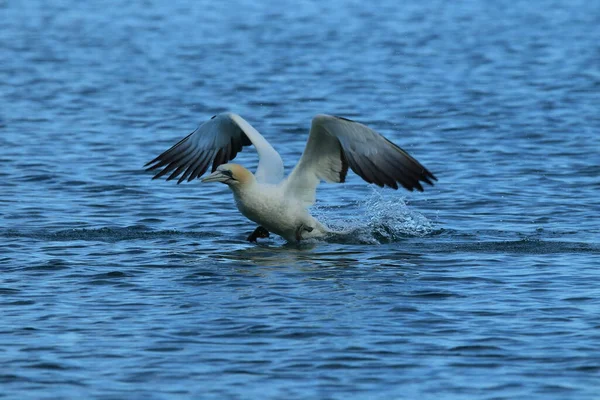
228,114,284,184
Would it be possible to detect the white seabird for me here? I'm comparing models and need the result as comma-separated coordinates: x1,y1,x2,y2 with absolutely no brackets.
146,113,436,242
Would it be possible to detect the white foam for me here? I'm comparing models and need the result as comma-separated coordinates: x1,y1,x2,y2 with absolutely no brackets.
313,188,435,244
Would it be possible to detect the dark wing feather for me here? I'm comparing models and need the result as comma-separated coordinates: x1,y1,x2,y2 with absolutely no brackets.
332,116,436,191
145,113,254,184
284,114,436,206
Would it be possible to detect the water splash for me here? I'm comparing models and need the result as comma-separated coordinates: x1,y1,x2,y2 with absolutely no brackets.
314,189,436,244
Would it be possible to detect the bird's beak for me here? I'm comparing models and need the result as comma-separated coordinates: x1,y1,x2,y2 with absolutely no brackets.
201,171,230,183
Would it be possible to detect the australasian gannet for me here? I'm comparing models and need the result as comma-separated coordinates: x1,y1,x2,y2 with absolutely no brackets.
145,113,436,242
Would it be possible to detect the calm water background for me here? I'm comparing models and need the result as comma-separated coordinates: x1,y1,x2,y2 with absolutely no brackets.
1,0,600,398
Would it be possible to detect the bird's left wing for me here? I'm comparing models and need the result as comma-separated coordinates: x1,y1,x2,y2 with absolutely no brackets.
145,113,284,184
283,114,437,206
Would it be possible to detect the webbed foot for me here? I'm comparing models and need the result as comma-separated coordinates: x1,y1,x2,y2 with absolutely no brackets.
247,226,270,242
295,224,314,242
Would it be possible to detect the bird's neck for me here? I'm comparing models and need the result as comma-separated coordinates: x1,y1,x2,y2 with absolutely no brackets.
229,179,257,198
229,180,264,219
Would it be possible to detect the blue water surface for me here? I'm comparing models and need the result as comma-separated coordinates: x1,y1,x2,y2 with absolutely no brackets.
1,0,600,399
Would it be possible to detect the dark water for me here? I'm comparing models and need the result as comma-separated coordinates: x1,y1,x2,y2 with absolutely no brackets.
2,0,600,398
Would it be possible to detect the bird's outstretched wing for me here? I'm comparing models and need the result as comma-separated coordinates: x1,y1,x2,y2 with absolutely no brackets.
145,113,284,184
284,114,437,206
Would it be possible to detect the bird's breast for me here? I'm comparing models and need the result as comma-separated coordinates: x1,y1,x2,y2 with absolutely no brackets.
233,187,304,238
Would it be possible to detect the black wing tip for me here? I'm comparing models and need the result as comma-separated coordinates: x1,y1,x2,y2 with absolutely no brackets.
411,170,435,191
347,155,437,192
145,160,161,174
144,157,161,168
145,164,161,173
422,169,437,184
374,168,436,192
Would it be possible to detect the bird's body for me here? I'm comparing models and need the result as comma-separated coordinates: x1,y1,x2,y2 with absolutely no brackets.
146,112,436,242
230,179,328,242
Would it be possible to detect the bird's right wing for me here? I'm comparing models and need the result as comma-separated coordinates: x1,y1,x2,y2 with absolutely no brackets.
283,114,436,207
145,112,284,184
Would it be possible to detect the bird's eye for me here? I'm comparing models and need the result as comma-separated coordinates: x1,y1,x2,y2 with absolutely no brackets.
221,170,233,178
